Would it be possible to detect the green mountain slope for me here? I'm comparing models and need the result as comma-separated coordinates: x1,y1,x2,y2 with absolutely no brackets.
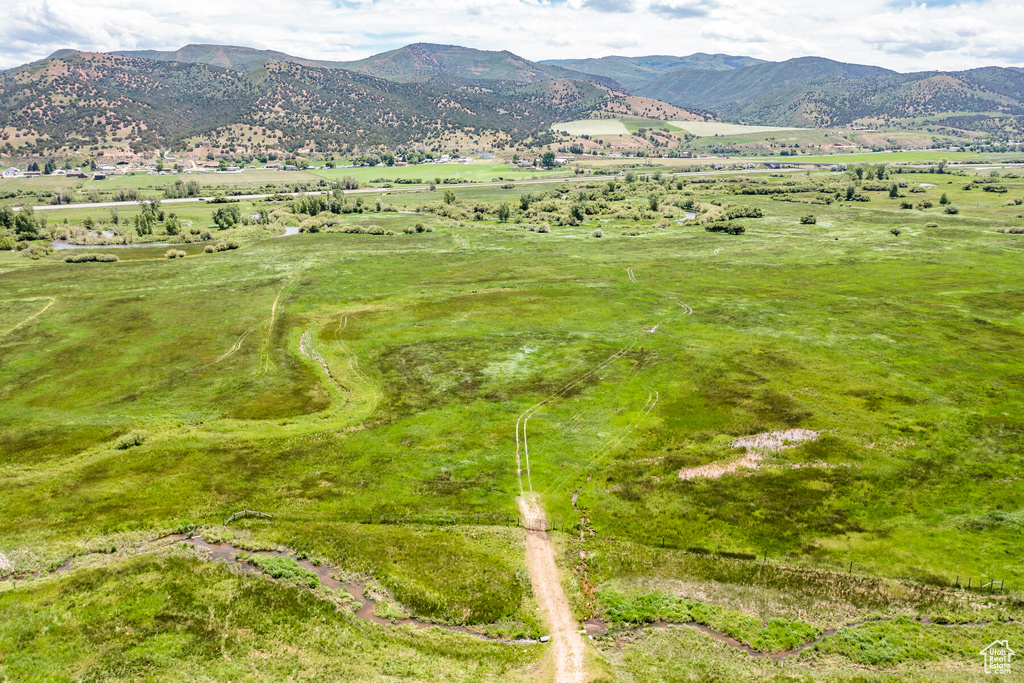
112,44,348,72
633,57,1024,131
540,53,764,91
0,51,675,156
635,57,893,114
115,42,624,90
334,43,623,89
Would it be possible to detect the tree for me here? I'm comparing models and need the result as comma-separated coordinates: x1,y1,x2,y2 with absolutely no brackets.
165,214,181,235
519,193,531,211
939,193,949,205
83,217,95,230
213,205,241,229
14,205,42,239
648,194,660,211
110,208,119,225
0,205,13,229
443,190,457,205
135,211,155,236
497,203,511,223
541,152,556,168
43,160,56,175
889,184,900,199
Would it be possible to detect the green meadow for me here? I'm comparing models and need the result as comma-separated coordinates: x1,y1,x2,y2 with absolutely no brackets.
2,165,1024,680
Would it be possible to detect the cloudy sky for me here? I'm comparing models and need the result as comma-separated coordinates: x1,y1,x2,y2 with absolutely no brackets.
1,0,1022,72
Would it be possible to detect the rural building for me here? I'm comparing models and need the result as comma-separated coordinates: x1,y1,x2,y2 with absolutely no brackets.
2,167,22,178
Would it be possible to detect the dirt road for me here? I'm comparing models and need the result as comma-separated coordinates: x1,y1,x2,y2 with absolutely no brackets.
519,496,586,683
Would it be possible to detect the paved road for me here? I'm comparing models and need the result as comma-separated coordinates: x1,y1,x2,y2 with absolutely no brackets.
20,166,807,213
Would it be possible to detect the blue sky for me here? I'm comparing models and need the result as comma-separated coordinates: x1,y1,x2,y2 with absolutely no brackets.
1,0,1021,71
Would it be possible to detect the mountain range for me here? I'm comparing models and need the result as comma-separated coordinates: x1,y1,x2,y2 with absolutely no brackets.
2,42,1024,159
0,45,704,157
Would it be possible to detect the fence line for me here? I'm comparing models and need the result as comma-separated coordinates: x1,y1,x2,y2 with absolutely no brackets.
220,511,1006,593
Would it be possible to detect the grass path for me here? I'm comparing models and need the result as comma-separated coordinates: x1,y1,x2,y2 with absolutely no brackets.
1,297,54,339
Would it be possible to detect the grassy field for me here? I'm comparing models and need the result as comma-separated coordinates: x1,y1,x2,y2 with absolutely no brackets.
668,121,803,136
3,165,1024,680
757,150,1024,164
552,120,632,136
310,162,564,185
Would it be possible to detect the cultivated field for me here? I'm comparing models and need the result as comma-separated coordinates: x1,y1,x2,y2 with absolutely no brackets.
668,121,803,136
3,165,1024,681
552,120,632,136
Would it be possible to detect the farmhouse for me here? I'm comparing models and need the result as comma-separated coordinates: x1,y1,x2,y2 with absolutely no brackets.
2,167,22,178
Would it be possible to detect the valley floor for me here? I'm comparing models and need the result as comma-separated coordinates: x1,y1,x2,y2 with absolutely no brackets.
3,167,1024,681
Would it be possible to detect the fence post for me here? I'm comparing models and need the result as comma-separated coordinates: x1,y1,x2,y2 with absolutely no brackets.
849,561,853,573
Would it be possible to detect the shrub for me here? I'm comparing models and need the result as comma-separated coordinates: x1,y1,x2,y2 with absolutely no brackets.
800,215,817,225
592,229,603,238
238,554,319,588
917,200,933,209
63,253,119,263
705,223,745,235
890,227,902,237
115,431,146,450
925,222,938,227
899,202,913,209
206,241,239,253
944,205,960,215
0,235,18,251
165,249,187,259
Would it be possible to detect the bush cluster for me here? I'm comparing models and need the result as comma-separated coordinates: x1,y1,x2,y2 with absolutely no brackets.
63,253,119,263
115,431,146,450
204,241,240,253
165,249,187,259
705,223,745,235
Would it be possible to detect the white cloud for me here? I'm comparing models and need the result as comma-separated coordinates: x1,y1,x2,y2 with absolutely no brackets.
0,0,1021,71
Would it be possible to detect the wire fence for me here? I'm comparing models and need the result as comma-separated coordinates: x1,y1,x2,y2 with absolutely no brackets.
223,511,1007,593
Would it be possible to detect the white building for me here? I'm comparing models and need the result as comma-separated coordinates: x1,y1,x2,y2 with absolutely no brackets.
2,167,22,178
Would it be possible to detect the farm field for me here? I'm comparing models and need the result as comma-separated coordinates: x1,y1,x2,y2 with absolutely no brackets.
3,165,1024,680
552,120,632,136
310,162,565,184
756,150,1024,164
668,121,803,136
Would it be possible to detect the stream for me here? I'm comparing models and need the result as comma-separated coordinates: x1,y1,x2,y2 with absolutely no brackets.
175,535,540,644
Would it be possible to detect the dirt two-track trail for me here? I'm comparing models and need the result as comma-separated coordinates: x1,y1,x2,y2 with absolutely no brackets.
519,496,586,683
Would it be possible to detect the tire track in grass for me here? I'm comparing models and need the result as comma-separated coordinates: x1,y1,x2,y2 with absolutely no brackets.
548,390,660,497
1,297,55,339
211,323,260,365
512,268,693,681
334,313,382,410
515,336,642,494
257,285,286,376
